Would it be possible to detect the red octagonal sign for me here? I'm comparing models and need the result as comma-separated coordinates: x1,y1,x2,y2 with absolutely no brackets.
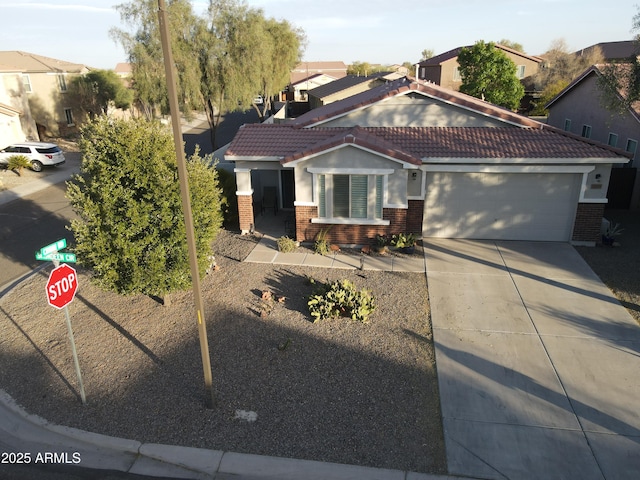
46,264,78,309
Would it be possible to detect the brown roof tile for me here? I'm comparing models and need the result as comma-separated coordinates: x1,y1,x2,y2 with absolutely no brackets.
226,124,628,162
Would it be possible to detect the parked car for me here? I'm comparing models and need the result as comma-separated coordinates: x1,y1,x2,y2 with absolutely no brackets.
0,142,66,172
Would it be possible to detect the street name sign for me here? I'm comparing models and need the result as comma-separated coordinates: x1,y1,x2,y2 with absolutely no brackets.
36,252,77,263
40,239,67,256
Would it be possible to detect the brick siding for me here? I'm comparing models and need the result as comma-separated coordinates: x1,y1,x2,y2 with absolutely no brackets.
295,204,421,245
237,195,254,234
572,203,605,244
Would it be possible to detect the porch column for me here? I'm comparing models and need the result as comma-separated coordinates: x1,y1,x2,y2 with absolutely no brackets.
235,168,254,234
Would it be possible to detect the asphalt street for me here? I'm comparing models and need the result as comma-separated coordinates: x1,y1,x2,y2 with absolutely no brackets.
0,182,76,291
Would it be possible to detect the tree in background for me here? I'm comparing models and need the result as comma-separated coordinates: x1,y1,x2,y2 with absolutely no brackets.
67,117,223,304
111,0,304,147
421,49,434,61
347,61,389,76
497,39,524,52
69,69,133,118
598,7,640,113
457,41,524,110
529,38,603,115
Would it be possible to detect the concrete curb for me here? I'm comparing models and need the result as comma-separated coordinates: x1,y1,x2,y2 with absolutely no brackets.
1,390,463,480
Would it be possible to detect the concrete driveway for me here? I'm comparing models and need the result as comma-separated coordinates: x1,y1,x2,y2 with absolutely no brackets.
425,239,640,480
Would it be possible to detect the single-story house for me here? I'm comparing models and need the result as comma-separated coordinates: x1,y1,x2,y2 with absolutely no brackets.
226,77,630,246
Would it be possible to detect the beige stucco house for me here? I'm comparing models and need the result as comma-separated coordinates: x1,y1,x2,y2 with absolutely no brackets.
0,51,91,138
417,44,543,92
0,66,38,147
226,77,629,247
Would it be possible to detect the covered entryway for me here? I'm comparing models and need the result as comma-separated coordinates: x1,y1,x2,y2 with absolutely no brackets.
423,171,582,241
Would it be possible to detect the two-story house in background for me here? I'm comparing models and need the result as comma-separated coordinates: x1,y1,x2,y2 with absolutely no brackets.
0,51,90,141
546,64,640,209
416,44,543,93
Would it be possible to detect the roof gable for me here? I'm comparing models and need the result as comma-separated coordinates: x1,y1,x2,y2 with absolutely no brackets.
293,77,542,128
418,44,543,67
545,64,640,123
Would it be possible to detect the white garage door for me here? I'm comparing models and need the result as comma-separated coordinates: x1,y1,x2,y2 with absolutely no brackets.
423,172,581,241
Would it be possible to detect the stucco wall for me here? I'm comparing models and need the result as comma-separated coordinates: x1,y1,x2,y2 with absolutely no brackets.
293,145,408,207
547,72,639,167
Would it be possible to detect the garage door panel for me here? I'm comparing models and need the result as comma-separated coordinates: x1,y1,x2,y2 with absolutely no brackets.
424,173,580,241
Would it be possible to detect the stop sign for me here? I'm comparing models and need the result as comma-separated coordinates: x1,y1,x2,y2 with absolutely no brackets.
46,264,78,309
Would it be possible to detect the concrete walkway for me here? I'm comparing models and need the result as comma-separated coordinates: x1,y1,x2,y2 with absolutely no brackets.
425,239,640,480
245,234,427,272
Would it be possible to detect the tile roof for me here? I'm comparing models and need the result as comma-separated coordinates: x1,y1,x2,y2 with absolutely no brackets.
307,74,386,99
226,124,628,162
417,44,543,67
0,51,89,73
292,77,542,128
575,41,637,62
290,61,347,84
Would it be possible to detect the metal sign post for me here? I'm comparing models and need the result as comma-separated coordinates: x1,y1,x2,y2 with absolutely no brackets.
38,240,85,405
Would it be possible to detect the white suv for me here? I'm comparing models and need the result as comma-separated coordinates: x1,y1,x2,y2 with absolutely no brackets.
0,142,66,172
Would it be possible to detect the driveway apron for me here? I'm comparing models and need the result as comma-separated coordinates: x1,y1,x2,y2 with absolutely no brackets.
425,239,640,480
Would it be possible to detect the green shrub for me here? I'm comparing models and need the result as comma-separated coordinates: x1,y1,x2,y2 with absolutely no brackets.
308,279,376,323
314,227,331,255
7,155,32,176
216,167,238,229
277,235,297,253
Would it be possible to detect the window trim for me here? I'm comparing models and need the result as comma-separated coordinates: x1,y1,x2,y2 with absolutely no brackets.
57,74,67,92
581,124,592,138
64,108,74,126
626,138,638,157
516,65,526,79
22,74,32,93
608,133,618,147
563,118,571,131
311,170,391,225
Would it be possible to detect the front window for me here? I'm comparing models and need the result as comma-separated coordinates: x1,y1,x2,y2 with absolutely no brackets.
318,174,383,220
64,108,74,126
516,65,526,79
22,74,32,93
57,74,67,92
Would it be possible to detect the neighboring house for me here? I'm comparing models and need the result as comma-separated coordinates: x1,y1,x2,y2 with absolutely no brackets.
286,73,337,102
114,62,132,79
416,44,543,92
546,64,640,208
226,77,629,246
575,41,637,62
0,51,91,138
0,66,38,147
290,61,347,85
306,73,389,109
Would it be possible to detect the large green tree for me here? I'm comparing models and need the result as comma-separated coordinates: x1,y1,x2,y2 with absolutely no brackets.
67,117,223,303
457,40,525,110
111,0,305,147
69,69,133,118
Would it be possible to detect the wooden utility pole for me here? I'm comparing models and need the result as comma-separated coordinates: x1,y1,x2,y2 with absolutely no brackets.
157,0,215,408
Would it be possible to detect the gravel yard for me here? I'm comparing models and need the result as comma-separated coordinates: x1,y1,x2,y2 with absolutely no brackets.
575,209,640,325
0,230,446,474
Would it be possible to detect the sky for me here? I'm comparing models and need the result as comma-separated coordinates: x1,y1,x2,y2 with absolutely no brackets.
0,0,637,70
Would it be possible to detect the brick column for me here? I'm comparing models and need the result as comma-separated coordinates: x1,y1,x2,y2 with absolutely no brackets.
572,203,605,244
237,194,254,234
